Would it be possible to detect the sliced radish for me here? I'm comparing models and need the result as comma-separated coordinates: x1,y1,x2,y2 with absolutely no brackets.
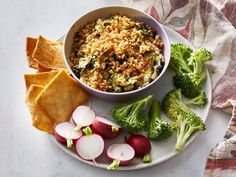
91,116,122,139
107,143,135,169
54,122,82,148
75,127,104,161
72,106,95,131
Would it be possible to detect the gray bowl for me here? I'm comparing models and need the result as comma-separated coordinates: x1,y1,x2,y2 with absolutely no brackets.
63,6,170,102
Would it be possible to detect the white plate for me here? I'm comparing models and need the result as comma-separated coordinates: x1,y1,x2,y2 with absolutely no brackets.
50,26,212,170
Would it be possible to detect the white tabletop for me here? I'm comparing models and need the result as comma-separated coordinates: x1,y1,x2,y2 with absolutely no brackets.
0,0,231,176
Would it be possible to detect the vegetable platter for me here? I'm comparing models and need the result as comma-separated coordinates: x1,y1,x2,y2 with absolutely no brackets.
49,26,212,170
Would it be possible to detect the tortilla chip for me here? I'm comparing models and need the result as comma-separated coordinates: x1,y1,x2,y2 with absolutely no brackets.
36,69,88,123
37,62,52,73
24,71,58,90
26,37,38,69
26,85,54,133
32,36,65,69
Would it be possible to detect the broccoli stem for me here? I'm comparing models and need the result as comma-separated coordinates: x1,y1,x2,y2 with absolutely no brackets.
175,119,187,151
175,122,202,151
147,99,173,140
174,111,206,151
149,99,161,121
138,95,153,107
190,72,207,87
184,91,207,107
126,95,153,125
172,89,193,113
175,59,192,73
125,98,149,130
180,102,192,113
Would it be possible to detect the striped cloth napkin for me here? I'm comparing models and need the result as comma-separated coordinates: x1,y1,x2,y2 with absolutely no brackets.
121,0,236,176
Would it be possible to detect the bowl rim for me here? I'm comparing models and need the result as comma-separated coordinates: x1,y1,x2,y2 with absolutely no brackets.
63,5,170,96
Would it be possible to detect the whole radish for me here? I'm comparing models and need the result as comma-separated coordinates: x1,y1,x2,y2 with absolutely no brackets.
91,116,122,139
107,143,135,170
72,106,95,131
126,134,152,163
54,122,82,148
75,127,104,163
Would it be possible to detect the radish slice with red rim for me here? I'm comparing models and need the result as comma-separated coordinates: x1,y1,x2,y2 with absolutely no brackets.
91,116,122,139
75,127,104,161
72,106,95,131
54,122,82,148
107,143,135,169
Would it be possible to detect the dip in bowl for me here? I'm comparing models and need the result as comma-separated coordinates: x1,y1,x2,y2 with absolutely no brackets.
64,6,170,102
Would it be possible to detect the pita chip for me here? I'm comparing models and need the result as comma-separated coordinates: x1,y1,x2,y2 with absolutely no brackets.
37,62,52,73
32,36,66,69
24,71,58,90
26,85,54,133
26,37,38,69
36,69,88,123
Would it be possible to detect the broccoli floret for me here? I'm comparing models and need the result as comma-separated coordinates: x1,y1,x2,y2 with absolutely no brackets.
187,48,212,86
173,73,202,98
111,95,153,132
170,44,193,73
175,111,206,151
188,48,212,74
161,89,193,120
171,45,212,100
147,99,173,140
184,91,207,107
